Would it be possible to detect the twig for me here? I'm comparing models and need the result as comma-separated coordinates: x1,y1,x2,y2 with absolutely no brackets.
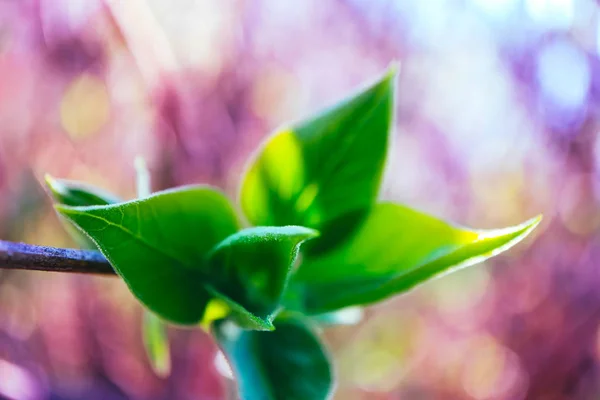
0,240,115,275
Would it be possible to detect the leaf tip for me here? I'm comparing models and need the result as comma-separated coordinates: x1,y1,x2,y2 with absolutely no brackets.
532,213,544,224
385,60,401,80
264,321,276,331
521,214,543,236
300,226,320,240
473,214,543,259
53,203,75,217
290,226,321,248
277,225,320,243
44,173,56,187
44,173,65,195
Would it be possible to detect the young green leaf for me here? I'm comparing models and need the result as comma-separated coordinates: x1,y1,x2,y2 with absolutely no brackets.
143,311,171,377
205,226,318,330
56,186,240,325
45,174,121,206
206,288,275,331
291,203,541,314
240,65,397,230
45,175,122,249
212,317,333,400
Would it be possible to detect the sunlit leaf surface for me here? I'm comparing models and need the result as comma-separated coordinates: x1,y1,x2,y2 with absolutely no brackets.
56,186,240,325
240,65,397,233
291,203,541,313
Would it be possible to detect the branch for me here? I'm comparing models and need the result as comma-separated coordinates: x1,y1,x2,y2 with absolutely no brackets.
0,240,116,275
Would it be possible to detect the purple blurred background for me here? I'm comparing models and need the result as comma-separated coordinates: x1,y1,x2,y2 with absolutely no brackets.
0,0,598,398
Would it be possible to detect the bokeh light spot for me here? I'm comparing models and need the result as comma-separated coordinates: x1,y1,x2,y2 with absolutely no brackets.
0,360,39,400
525,0,574,30
60,73,110,139
471,0,520,19
214,351,233,380
536,39,590,111
558,173,600,235
461,335,527,399
425,265,490,314
339,311,425,392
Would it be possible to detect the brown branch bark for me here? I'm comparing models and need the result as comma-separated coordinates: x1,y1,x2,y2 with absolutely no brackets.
0,240,115,275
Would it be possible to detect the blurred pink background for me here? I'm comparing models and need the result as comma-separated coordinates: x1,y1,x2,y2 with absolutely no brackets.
0,0,597,399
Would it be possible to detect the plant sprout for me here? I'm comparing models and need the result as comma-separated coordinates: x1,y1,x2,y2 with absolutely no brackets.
0,64,541,400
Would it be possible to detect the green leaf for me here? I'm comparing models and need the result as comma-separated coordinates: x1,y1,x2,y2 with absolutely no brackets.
206,288,275,331
45,175,122,249
56,186,240,325
205,226,318,330
291,203,542,314
240,65,397,231
45,174,121,206
212,317,333,400
142,311,171,377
